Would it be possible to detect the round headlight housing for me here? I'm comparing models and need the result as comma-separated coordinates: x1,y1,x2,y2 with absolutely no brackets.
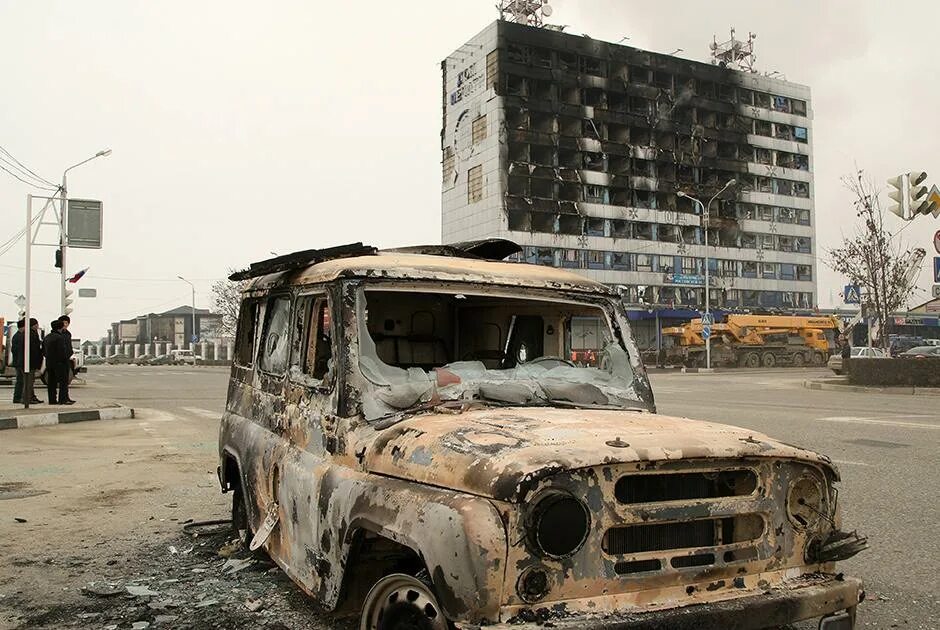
787,474,824,529
527,490,591,559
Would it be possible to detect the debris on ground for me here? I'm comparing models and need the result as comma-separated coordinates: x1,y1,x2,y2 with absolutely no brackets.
3,524,356,629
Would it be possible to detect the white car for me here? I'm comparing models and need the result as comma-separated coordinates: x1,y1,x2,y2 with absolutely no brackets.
169,349,202,365
827,346,887,375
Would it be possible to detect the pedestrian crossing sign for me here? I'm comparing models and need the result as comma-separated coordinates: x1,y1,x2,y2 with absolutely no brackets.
844,285,861,304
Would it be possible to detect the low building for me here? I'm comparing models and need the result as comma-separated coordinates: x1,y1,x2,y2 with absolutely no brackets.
107,306,224,347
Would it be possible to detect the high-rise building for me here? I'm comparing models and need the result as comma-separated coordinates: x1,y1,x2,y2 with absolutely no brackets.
441,21,816,346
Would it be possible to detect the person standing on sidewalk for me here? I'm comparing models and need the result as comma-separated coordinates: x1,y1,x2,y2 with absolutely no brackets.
42,320,74,405
840,335,852,376
11,318,43,405
58,314,74,381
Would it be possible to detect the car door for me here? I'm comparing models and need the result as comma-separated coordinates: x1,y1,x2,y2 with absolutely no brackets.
266,289,339,594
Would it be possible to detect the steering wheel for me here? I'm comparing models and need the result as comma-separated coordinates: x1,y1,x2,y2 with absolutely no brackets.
526,356,577,368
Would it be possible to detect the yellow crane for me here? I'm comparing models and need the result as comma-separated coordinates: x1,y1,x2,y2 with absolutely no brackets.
662,314,841,368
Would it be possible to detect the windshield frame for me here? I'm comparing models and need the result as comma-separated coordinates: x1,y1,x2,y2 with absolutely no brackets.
346,279,656,421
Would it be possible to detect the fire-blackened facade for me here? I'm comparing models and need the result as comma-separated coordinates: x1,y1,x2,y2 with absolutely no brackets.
442,21,816,328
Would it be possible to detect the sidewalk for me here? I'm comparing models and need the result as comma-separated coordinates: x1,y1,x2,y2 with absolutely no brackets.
802,377,940,397
0,398,135,430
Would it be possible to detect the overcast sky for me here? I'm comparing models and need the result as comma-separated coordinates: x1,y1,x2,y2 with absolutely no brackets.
1,0,938,340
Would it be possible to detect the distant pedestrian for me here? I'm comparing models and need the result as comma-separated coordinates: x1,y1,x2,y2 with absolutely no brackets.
58,314,74,379
840,335,852,375
42,320,74,405
11,318,43,405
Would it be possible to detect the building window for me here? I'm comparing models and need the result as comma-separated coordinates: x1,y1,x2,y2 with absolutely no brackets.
742,262,758,278
778,207,796,223
611,220,631,238
636,254,653,271
585,250,606,270
611,252,631,271
585,217,607,236
795,237,811,253
468,165,483,204
681,257,700,275
472,114,487,144
761,234,775,250
780,264,796,280
793,181,810,198
760,263,777,279
659,255,675,273
524,247,555,266
485,50,499,91
561,249,581,269
718,260,738,277
797,265,813,281
442,146,454,183
584,185,609,204
792,100,807,116
794,127,808,142
798,209,811,226
741,233,757,249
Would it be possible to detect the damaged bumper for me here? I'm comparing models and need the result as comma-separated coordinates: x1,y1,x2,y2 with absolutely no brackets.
463,574,862,630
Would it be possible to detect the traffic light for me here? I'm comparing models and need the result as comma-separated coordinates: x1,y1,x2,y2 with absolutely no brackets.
54,247,62,268
64,286,74,315
887,171,936,220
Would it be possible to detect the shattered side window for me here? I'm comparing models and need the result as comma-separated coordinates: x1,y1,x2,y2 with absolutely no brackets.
258,296,291,375
235,299,260,367
289,294,333,384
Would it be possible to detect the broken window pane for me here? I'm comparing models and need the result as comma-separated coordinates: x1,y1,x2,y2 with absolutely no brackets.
258,296,291,375
468,165,484,203
472,114,487,144
561,249,581,268
235,300,260,367
585,250,606,269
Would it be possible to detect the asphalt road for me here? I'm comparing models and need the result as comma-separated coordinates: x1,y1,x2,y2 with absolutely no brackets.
0,365,937,629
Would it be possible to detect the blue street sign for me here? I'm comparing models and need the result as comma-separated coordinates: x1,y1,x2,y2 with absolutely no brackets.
191,334,198,343
934,257,940,283
844,284,861,304
701,312,715,326
702,325,712,340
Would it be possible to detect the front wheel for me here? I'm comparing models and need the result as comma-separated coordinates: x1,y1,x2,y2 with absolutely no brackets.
792,353,805,367
761,352,777,368
360,573,452,630
812,352,825,366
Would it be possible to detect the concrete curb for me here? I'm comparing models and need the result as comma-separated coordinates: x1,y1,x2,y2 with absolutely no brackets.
802,379,940,396
0,405,135,431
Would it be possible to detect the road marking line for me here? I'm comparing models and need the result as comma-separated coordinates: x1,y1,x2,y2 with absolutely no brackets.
181,407,219,419
821,416,938,430
831,459,873,467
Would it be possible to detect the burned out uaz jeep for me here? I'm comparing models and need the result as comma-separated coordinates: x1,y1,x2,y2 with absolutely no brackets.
218,240,865,629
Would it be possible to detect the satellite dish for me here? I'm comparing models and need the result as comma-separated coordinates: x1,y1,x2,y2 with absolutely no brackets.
542,4,553,16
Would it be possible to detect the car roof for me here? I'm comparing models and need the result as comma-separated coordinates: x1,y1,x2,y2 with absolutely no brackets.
904,346,938,353
243,251,613,296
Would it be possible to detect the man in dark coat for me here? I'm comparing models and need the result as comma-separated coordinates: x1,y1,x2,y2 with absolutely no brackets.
58,314,74,381
42,320,74,405
840,335,852,375
11,318,43,404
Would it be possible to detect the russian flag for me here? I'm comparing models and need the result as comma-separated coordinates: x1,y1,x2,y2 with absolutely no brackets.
67,267,89,283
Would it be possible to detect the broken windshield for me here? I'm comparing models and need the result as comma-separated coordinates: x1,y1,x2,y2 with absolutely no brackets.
355,287,645,421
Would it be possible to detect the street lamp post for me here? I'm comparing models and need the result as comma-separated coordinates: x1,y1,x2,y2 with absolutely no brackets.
677,179,736,370
60,149,112,315
177,276,196,349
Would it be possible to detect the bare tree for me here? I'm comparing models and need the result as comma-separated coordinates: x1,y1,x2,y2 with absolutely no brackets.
828,170,918,347
211,270,245,339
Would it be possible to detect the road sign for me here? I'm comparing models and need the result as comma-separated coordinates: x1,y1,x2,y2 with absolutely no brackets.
935,257,940,283
933,285,940,299
934,230,940,255
701,312,715,326
843,284,861,304
14,294,26,309
78,288,97,298
191,334,198,343
67,199,103,249
702,325,712,340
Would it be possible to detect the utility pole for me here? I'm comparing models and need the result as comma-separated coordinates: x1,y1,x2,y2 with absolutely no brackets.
678,178,736,370
24,195,33,408
59,149,111,315
178,276,196,349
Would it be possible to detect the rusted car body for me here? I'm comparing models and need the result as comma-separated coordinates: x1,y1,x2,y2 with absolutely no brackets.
218,242,865,629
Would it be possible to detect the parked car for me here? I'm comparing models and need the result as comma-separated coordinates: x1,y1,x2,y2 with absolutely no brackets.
134,354,154,365
827,346,888,375
106,353,132,365
218,241,865,629
924,339,940,347
84,355,106,365
148,354,175,366
898,345,940,359
169,349,202,365
888,335,925,357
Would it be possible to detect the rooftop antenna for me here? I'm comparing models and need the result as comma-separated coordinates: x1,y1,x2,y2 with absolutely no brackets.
709,28,758,72
497,0,553,28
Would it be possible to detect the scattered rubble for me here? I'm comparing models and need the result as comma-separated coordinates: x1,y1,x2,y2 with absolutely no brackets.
3,523,355,629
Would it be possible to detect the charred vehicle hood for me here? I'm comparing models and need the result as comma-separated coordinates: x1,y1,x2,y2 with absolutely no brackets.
363,407,833,502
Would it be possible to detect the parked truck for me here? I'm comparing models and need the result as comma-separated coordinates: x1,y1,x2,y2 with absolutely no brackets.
662,314,840,368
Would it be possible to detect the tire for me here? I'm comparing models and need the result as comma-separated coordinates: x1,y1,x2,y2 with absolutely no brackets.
792,353,805,367
741,352,761,368
812,352,825,366
761,352,777,368
360,573,452,630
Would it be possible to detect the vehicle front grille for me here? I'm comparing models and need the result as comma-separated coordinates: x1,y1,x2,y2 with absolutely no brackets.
603,514,765,555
